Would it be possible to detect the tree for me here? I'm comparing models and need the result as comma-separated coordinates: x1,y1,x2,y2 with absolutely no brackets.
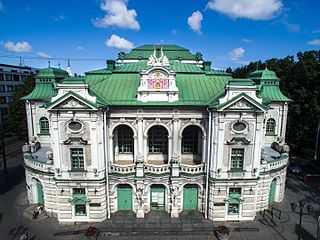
231,51,320,153
5,74,35,141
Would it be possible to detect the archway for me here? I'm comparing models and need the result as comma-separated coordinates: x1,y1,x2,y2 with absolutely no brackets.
150,184,166,211
183,184,198,210
147,126,168,164
269,178,277,206
181,125,203,164
117,184,133,211
113,125,134,164
35,179,44,205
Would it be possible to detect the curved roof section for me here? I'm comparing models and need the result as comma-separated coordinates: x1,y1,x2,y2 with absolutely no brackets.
36,67,69,79
248,69,279,80
120,45,201,61
21,82,56,101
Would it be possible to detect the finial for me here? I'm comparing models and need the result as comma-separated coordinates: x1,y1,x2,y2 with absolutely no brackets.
265,62,268,70
48,60,51,67
58,62,61,69
67,59,72,76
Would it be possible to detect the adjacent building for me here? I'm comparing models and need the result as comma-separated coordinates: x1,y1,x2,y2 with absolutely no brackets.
22,45,291,222
0,63,37,125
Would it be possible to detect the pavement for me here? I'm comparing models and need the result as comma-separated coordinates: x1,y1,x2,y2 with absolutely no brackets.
0,135,320,240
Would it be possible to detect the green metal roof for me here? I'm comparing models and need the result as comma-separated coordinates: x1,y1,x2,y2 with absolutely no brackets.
248,68,279,80
259,85,292,103
21,82,56,101
61,77,86,84
120,45,200,61
36,67,69,79
84,72,231,106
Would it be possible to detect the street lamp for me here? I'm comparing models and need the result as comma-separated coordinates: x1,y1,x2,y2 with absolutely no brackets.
291,200,312,240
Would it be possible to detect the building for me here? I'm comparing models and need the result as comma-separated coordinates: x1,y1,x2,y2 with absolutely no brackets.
0,63,38,126
21,45,290,222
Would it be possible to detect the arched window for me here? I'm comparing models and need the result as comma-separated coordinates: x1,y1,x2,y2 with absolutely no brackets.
182,126,201,154
117,125,134,153
148,126,168,154
266,118,276,135
39,117,49,134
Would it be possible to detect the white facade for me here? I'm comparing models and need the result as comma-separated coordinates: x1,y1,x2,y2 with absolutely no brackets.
22,46,290,222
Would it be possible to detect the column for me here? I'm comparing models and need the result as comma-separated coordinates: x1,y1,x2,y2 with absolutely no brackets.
137,118,144,160
108,135,114,164
172,119,179,158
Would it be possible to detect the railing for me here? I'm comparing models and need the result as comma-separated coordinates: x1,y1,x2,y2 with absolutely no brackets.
180,164,205,175
260,154,288,173
109,164,136,174
144,164,171,175
24,155,54,173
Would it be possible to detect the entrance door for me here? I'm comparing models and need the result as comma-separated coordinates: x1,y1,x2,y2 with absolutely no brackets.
183,185,198,210
269,179,277,206
150,185,165,211
36,180,44,205
117,185,132,211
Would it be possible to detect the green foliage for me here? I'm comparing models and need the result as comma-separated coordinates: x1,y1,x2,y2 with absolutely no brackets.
5,75,35,141
232,51,320,151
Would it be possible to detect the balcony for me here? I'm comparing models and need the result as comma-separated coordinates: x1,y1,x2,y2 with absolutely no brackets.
260,146,289,173
23,144,54,174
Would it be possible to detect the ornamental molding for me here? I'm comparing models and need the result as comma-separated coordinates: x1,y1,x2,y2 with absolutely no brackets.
147,46,170,67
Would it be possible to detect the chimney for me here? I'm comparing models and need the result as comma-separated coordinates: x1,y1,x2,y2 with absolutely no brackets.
203,61,211,71
106,60,115,71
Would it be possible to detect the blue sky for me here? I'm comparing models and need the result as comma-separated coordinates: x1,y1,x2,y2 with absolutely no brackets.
0,0,319,74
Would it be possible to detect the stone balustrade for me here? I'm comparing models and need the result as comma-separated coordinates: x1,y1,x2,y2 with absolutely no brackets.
24,155,54,173
260,154,288,173
180,164,205,175
109,164,136,174
144,164,171,175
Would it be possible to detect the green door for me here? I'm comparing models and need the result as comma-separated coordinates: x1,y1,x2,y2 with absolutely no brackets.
269,179,277,206
36,181,44,205
183,185,198,210
117,185,132,210
150,185,165,211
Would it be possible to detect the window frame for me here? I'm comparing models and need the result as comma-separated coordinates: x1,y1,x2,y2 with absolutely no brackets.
39,117,50,134
117,126,134,154
182,127,200,154
70,148,85,171
230,148,244,171
148,126,168,154
266,118,276,135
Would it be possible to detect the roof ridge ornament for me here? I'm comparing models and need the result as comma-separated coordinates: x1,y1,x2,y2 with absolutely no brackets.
147,46,170,67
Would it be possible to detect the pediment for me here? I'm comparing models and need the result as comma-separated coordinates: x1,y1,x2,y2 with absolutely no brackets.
218,93,268,112
47,92,98,111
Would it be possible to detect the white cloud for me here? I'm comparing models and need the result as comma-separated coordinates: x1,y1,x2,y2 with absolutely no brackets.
4,41,32,53
206,0,283,20
312,29,320,34
37,52,52,58
307,39,320,46
106,34,134,50
76,46,84,50
93,0,140,30
0,1,4,12
187,11,203,34
228,47,245,60
54,14,66,21
242,38,252,43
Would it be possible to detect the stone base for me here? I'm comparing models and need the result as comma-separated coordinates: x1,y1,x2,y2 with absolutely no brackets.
136,209,145,218
170,208,179,218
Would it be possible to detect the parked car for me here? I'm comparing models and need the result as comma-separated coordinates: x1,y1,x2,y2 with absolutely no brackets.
288,163,302,174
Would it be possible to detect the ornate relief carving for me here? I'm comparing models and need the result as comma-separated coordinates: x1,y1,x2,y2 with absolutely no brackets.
227,99,256,110
147,47,170,67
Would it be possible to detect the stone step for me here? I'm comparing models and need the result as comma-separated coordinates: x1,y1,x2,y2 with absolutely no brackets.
23,205,48,221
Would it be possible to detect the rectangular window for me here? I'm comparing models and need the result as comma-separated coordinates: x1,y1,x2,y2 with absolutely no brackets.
4,74,12,81
21,75,27,81
228,203,239,215
71,148,84,170
11,70,18,73
229,188,241,195
0,85,4,92
0,74,4,81
0,96,6,104
6,85,13,92
7,96,13,103
231,149,244,170
75,204,86,216
73,188,85,195
13,75,20,81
